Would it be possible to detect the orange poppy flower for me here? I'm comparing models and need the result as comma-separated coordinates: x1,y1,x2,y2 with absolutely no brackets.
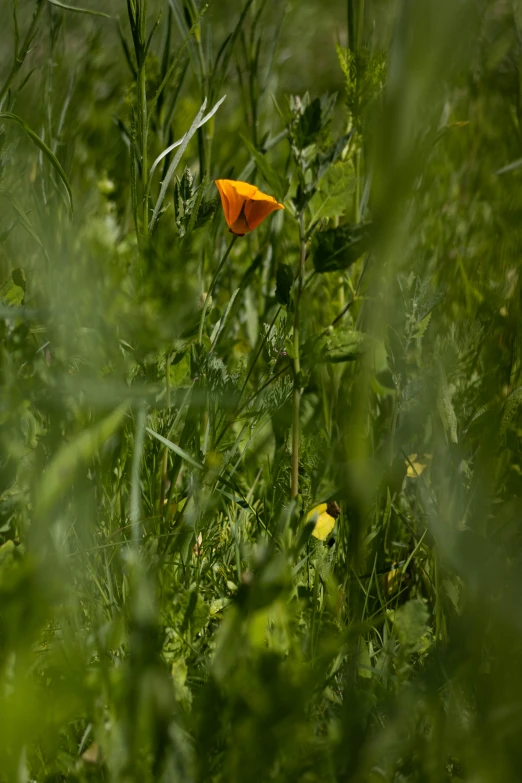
215,179,284,236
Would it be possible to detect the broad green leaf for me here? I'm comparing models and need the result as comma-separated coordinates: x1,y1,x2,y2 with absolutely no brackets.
304,328,367,365
312,222,371,273
321,329,367,363
0,268,26,307
308,161,355,223
169,352,192,387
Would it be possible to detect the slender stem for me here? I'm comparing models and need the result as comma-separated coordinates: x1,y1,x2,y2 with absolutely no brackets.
160,352,171,518
0,0,45,111
328,250,371,331
198,235,239,343
214,363,289,448
213,305,282,449
239,305,281,401
356,0,365,50
291,215,306,498
291,384,300,498
13,0,20,61
136,0,149,241
347,0,355,51
354,148,361,223
139,64,149,240
130,406,147,545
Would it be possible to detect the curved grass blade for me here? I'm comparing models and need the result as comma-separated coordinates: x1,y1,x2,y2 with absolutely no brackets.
148,95,226,232
146,427,204,470
146,427,252,510
496,157,522,176
47,0,114,18
151,3,209,111
36,403,128,517
211,0,256,101
0,112,73,214
148,95,226,182
0,188,48,260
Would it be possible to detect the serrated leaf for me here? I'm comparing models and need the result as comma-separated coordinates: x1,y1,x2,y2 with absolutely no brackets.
0,268,26,307
306,328,367,364
194,198,219,230
437,365,458,444
149,95,226,231
179,167,195,201
308,161,355,223
295,97,322,148
413,312,431,338
417,290,444,321
500,386,522,436
322,329,366,363
316,133,352,180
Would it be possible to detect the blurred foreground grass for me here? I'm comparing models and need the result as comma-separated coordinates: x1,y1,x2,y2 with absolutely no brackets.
1,0,522,781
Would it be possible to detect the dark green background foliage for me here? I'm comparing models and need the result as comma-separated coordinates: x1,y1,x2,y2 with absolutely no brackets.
0,0,521,780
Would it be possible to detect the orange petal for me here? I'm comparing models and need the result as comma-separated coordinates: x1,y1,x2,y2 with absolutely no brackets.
244,197,284,232
228,180,259,199
215,179,257,226
215,179,284,234
229,212,250,236
215,180,233,225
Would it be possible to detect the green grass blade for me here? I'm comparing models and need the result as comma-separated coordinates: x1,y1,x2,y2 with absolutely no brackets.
0,112,73,214
146,427,204,470
149,95,226,232
47,0,114,18
35,403,128,517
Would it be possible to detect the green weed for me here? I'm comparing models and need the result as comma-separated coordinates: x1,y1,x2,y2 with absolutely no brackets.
0,1,521,781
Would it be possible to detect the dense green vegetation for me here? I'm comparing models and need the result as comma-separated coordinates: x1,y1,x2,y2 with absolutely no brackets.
1,0,522,780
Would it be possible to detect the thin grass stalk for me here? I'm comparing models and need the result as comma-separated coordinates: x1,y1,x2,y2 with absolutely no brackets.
131,406,147,545
160,353,172,518
291,214,306,498
198,235,239,344
138,0,150,240
0,0,45,110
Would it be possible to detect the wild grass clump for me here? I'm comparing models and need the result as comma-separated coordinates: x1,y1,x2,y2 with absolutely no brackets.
0,0,521,781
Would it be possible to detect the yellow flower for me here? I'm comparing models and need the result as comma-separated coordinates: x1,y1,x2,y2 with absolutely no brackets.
307,501,340,541
405,453,432,478
215,179,284,236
